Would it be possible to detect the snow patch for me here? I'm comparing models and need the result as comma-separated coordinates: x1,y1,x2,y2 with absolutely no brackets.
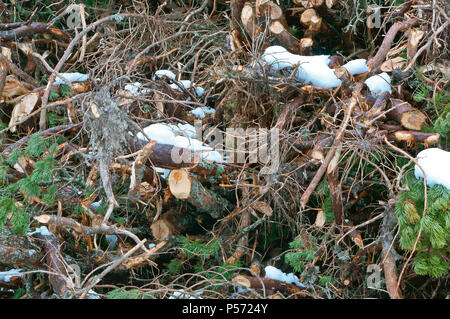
264,265,305,288
124,82,150,96
170,80,204,97
262,46,341,89
153,69,176,81
343,59,369,75
414,148,450,190
169,289,203,299
0,269,24,282
189,106,216,119
27,226,53,236
136,123,223,164
53,72,89,86
364,72,392,96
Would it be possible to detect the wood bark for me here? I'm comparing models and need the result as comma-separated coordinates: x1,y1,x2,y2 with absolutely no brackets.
387,98,427,131
233,274,307,296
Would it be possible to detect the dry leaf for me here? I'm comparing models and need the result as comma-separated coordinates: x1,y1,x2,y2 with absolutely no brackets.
380,57,406,72
251,201,273,217
9,92,40,132
1,76,30,100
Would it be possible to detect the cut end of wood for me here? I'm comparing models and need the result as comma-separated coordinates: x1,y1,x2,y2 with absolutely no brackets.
301,8,318,25
401,111,427,131
232,275,251,288
151,218,175,241
269,20,284,35
168,169,192,199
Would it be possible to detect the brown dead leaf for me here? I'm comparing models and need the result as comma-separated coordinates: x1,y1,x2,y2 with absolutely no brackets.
251,201,273,217
380,57,406,72
9,92,40,132
1,76,30,100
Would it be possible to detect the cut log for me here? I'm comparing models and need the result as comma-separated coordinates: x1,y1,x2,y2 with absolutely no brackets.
241,2,261,39
309,135,332,163
151,211,179,241
293,0,324,8
168,169,192,200
388,131,440,147
188,176,232,219
232,274,307,296
387,98,427,130
269,21,303,54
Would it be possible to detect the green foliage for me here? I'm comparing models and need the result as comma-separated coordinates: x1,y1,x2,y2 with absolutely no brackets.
412,79,449,142
48,88,60,102
167,259,183,275
177,236,220,260
0,197,29,234
285,237,318,273
13,288,26,299
0,134,61,233
106,288,152,299
395,174,450,277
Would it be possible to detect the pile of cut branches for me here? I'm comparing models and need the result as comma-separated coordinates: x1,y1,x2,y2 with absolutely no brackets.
0,0,448,299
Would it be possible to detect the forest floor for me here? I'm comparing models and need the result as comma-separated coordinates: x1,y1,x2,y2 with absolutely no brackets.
0,0,449,299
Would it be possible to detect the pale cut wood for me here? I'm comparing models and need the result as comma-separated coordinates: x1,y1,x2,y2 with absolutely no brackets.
168,169,192,200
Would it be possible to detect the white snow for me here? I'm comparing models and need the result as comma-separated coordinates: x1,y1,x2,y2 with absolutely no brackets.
27,226,53,236
153,69,176,81
262,46,301,71
261,46,342,89
154,167,170,179
264,265,305,288
169,289,203,299
124,82,142,95
136,123,223,163
414,148,450,190
296,56,342,88
124,82,150,96
170,80,204,97
0,269,24,282
364,72,392,96
189,106,216,119
343,59,369,75
53,72,89,85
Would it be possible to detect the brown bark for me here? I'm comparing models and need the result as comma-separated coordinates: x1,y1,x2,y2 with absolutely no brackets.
35,233,68,296
0,22,69,42
188,176,233,219
0,228,43,268
366,19,418,71
364,91,390,120
233,274,307,296
269,21,303,54
388,131,440,147
128,141,157,201
380,205,403,299
387,98,427,131
327,144,343,225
